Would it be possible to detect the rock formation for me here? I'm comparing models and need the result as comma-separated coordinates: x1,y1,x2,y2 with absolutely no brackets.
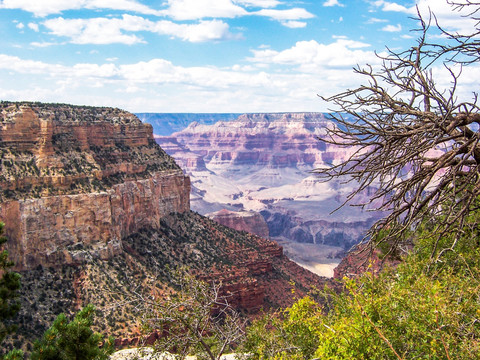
154,113,385,275
0,102,329,351
207,209,269,238
135,113,241,136
0,102,188,270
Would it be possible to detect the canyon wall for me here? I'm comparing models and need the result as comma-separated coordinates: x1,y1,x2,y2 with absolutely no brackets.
0,102,189,270
1,171,190,270
155,113,385,275
0,103,329,341
207,209,270,238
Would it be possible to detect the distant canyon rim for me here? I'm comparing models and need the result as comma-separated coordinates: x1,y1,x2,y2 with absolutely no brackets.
140,112,385,277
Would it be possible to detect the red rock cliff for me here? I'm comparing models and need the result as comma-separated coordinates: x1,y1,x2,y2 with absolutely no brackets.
0,102,190,270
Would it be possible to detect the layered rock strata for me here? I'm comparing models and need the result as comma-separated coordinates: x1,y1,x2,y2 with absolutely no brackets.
0,102,189,270
1,171,190,270
207,209,270,238
0,103,329,351
0,102,180,200
155,113,384,273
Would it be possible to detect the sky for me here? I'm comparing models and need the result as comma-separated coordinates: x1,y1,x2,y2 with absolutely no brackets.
0,0,478,113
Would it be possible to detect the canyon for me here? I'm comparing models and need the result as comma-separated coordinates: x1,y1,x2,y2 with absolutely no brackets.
0,102,329,351
154,113,384,276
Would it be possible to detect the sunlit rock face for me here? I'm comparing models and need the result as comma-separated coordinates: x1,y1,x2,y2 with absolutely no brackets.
0,102,189,270
155,113,385,274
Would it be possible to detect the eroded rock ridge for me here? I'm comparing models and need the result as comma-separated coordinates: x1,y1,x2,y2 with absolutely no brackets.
0,102,189,270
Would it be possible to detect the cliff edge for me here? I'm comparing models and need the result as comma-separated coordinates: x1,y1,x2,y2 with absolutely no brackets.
0,102,190,270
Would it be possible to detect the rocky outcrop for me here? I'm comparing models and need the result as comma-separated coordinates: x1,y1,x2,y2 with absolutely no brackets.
333,243,403,279
0,102,189,270
1,170,190,270
207,209,270,238
261,209,375,250
0,102,180,200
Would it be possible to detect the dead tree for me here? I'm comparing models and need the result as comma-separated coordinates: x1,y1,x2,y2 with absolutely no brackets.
316,3,480,259
136,268,246,360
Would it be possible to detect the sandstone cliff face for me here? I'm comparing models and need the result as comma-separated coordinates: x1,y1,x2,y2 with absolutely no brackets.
1,171,190,270
207,209,270,238
0,102,189,270
0,102,179,200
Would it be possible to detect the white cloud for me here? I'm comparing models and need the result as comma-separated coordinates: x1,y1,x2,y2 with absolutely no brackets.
366,17,388,23
382,23,402,32
159,0,247,20
373,1,415,14
0,53,328,111
323,0,344,7
0,0,161,17
372,0,478,34
416,0,479,35
253,8,315,21
152,19,242,42
158,0,314,25
43,16,145,45
0,54,66,74
1,49,479,113
30,41,60,47
86,0,161,15
281,20,307,28
235,0,280,7
28,22,39,31
72,63,119,78
43,15,240,44
248,39,378,72
16,22,25,29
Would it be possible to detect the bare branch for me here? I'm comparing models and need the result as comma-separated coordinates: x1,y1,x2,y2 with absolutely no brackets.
317,5,480,257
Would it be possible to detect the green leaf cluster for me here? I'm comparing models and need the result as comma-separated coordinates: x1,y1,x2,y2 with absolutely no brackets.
242,217,480,359
243,297,322,359
31,304,114,360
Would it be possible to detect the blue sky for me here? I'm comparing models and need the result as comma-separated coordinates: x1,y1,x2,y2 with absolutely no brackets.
0,0,477,112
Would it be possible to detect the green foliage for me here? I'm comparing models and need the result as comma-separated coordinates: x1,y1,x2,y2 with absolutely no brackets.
243,218,480,359
243,297,322,359
31,304,114,360
2,349,23,360
0,222,21,348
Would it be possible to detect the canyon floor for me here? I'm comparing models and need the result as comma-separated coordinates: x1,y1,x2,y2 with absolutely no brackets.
277,239,341,277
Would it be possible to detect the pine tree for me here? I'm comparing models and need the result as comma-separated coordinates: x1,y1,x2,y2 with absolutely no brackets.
0,222,21,346
31,304,115,360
